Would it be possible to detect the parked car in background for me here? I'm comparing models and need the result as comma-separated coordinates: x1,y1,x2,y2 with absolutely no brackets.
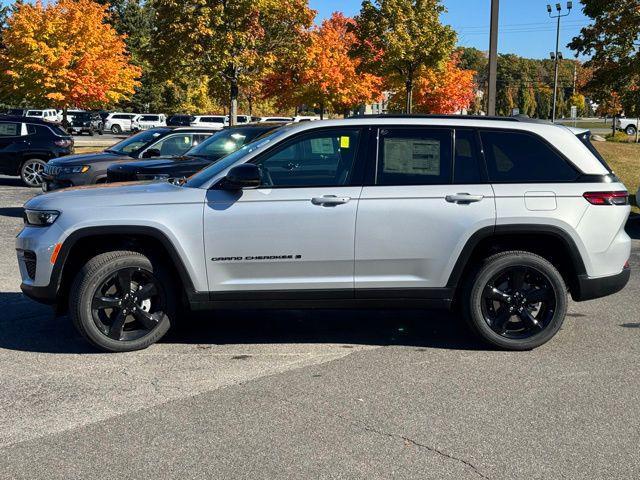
191,115,227,130
0,115,73,187
58,109,85,124
70,112,104,136
167,114,194,126
236,115,252,124
107,123,283,183
256,116,293,123
104,113,138,134
616,117,639,136
132,114,167,131
41,127,215,191
292,116,320,122
26,109,59,123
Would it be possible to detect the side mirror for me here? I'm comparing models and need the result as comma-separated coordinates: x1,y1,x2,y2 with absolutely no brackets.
222,164,261,190
143,148,161,158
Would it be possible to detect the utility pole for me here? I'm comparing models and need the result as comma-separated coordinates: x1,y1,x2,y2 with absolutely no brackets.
487,0,499,116
547,2,572,123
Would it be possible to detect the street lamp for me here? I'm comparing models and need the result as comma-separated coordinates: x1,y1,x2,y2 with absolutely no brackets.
547,2,572,122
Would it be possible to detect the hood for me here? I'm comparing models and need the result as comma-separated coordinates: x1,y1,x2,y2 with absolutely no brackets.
25,180,205,211
48,151,129,166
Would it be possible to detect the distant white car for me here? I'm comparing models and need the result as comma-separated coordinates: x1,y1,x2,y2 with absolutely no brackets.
190,115,227,130
616,118,638,136
26,109,59,123
104,112,139,134
292,116,320,122
132,114,167,131
256,116,293,123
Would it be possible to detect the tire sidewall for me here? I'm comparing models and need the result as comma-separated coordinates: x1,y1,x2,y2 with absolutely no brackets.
72,253,175,352
466,253,567,350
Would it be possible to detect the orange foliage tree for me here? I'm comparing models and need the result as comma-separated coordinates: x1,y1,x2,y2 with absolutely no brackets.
264,12,383,117
0,0,141,117
412,54,476,114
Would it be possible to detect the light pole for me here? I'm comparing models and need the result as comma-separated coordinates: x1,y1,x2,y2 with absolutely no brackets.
487,0,499,116
547,2,572,122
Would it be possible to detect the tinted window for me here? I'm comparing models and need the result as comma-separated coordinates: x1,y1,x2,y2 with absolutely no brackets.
107,129,168,154
377,128,452,186
151,134,194,156
0,122,20,136
141,115,158,122
454,130,484,184
27,111,43,116
480,131,577,182
252,128,361,187
27,124,55,136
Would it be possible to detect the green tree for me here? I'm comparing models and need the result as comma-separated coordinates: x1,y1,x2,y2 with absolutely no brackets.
150,0,314,124
353,0,456,113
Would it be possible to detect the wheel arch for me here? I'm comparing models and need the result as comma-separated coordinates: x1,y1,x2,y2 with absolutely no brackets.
52,226,198,311
447,224,587,297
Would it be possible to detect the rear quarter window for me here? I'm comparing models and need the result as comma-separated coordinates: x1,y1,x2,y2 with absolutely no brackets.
0,122,20,136
480,130,578,183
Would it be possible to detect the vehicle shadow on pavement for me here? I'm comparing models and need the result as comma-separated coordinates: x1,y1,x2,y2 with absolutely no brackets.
0,292,488,353
0,207,24,218
0,177,24,187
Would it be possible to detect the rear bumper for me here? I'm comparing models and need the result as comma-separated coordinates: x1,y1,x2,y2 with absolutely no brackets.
572,267,630,301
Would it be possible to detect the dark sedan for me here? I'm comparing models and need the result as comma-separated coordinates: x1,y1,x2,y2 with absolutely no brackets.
42,127,215,191
106,124,282,183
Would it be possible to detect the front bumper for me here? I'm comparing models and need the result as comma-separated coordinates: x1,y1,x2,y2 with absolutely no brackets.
42,172,93,191
572,267,630,301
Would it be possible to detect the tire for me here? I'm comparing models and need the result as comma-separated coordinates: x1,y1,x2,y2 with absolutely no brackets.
20,159,47,187
69,250,176,352
111,124,122,134
88,128,95,136
461,251,567,350
625,125,637,136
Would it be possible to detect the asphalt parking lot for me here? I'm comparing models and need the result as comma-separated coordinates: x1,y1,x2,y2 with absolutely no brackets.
1,175,639,479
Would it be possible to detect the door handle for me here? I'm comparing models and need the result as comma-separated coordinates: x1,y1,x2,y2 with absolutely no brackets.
311,195,351,206
445,193,484,204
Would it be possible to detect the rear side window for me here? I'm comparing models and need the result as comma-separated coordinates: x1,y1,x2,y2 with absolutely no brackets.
480,130,577,183
454,130,484,184
576,131,611,173
376,128,452,186
0,122,20,136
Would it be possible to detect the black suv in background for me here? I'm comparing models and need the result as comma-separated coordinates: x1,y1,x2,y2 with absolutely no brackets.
42,127,215,191
167,115,195,126
0,115,74,187
70,112,104,136
107,124,282,182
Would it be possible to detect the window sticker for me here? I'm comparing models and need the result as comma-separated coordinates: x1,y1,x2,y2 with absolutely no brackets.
340,136,350,149
383,138,441,175
310,137,335,155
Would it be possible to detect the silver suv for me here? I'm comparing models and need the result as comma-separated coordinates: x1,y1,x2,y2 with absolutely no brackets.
16,116,631,352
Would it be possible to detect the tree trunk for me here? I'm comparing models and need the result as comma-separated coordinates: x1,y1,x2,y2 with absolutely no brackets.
62,106,68,131
636,116,639,144
248,95,253,117
612,114,616,138
405,75,414,114
320,100,324,120
229,77,239,127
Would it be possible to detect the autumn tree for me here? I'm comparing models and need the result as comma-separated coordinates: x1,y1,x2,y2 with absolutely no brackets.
0,0,141,120
353,0,456,113
264,12,383,118
150,0,314,125
569,0,639,140
410,54,475,114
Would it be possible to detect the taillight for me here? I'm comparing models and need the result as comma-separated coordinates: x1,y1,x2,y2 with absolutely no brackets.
54,139,72,148
583,191,629,206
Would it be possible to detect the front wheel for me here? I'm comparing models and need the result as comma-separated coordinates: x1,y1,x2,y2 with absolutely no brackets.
111,124,122,134
20,159,47,187
462,251,567,350
69,250,176,352
625,125,637,136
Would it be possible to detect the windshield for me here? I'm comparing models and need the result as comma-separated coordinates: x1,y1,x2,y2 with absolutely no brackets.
107,128,170,154
185,128,289,188
188,128,269,158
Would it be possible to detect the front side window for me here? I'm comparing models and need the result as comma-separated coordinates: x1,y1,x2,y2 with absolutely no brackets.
376,128,452,186
107,129,168,154
0,122,20,136
150,134,194,156
252,128,361,187
480,130,578,182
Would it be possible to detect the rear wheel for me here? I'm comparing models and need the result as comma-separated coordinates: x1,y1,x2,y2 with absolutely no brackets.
69,250,176,352
20,159,46,187
625,125,637,136
111,124,122,134
462,251,567,350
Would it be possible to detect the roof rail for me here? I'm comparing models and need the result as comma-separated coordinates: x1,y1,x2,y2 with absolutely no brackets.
345,114,553,124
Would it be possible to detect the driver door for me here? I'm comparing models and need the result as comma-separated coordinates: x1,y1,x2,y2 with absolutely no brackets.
203,127,367,295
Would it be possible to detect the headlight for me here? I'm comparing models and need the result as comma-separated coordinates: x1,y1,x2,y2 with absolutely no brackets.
24,209,60,227
60,165,90,174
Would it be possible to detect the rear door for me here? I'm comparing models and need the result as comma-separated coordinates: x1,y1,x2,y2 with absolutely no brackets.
355,127,496,291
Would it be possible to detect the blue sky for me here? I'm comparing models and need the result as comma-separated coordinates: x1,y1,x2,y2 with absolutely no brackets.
1,0,592,60
310,0,593,60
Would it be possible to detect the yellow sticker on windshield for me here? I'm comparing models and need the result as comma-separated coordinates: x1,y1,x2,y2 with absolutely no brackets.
340,136,350,148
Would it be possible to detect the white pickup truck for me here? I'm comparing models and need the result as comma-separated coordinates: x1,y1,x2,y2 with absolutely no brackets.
616,117,639,136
